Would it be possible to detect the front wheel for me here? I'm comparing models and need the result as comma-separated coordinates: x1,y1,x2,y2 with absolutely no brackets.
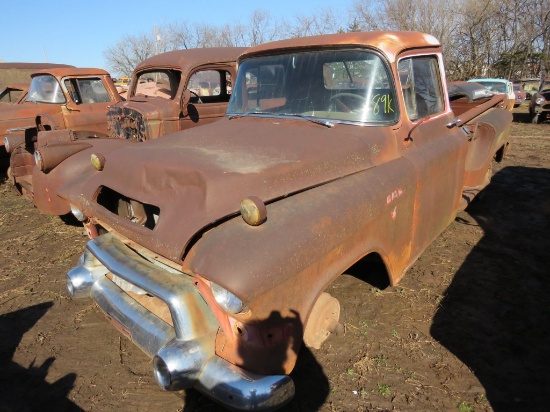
531,113,541,124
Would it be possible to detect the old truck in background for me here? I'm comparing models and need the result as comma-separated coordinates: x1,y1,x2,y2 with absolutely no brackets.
529,77,550,124
1,67,122,168
0,83,29,104
4,48,245,217
55,32,510,410
0,62,75,92
106,47,246,141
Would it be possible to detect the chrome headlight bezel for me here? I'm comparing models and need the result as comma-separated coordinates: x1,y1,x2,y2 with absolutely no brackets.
70,204,87,222
210,282,246,314
535,97,545,105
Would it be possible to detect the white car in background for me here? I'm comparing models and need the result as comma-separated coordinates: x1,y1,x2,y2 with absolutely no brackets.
468,78,515,111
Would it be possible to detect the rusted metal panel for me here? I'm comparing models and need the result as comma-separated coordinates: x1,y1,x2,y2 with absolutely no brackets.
241,31,440,63
132,48,247,78
30,138,134,216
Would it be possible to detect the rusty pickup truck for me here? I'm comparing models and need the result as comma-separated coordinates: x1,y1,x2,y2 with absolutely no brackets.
107,47,246,141
0,83,29,104
5,48,245,217
1,67,121,163
59,32,511,410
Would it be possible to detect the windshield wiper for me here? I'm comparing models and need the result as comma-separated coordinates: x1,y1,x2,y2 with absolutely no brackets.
277,113,335,128
227,111,267,120
228,112,335,128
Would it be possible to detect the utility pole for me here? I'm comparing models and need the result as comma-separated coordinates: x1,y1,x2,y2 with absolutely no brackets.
153,25,160,56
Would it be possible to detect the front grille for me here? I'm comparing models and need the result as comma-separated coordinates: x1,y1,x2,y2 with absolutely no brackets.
107,106,148,141
96,186,160,229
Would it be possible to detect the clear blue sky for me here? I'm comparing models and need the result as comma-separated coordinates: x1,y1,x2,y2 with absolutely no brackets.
0,0,348,71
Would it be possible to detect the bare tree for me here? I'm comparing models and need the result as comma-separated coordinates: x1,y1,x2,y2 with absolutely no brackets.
103,33,156,77
289,7,344,37
104,1,549,81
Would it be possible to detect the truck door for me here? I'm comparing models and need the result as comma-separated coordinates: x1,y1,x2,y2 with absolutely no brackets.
398,54,470,258
181,69,235,129
62,77,114,136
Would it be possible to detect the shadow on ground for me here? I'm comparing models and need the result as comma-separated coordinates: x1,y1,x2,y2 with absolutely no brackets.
179,310,329,411
0,302,83,411
431,166,550,412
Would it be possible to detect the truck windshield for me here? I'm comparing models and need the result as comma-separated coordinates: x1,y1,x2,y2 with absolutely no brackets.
26,75,66,104
227,49,397,124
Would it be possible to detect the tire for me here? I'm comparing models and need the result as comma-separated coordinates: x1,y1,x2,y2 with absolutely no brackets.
476,162,493,202
531,113,540,124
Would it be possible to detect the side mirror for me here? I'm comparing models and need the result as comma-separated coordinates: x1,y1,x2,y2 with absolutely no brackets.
181,89,190,117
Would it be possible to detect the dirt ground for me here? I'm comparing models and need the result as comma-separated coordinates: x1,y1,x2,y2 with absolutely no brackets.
0,105,548,412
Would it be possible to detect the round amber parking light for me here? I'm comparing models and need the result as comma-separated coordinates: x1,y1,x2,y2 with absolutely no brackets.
91,153,106,171
240,196,267,226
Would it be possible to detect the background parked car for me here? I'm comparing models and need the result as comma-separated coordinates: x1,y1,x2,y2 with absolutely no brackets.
468,78,515,110
521,78,540,99
529,78,550,124
513,83,526,107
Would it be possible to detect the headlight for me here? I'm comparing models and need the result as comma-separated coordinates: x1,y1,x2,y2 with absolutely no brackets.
70,204,87,222
91,153,106,171
210,282,245,314
536,97,545,105
240,196,267,226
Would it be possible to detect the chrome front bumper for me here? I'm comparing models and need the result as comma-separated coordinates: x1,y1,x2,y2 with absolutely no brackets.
67,233,294,410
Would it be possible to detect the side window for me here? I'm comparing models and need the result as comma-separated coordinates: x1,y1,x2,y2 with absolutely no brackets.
188,70,221,97
398,56,444,120
65,78,111,104
187,70,232,103
64,79,79,103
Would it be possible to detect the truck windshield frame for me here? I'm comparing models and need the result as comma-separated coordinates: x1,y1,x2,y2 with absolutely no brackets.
227,49,398,125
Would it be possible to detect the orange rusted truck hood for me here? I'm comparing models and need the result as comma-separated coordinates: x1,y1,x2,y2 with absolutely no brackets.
60,116,393,262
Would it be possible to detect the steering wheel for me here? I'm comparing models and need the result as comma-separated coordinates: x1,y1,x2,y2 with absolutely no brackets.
189,90,203,104
329,93,366,112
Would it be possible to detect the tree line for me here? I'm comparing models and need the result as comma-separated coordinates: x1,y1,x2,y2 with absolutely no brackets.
104,0,549,81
